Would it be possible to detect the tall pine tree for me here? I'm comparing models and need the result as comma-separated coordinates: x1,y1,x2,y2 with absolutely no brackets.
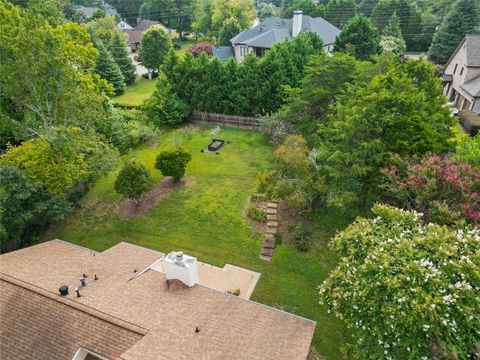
109,32,136,85
94,41,125,95
428,0,480,64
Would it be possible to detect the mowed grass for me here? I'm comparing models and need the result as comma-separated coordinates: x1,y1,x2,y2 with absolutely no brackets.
113,77,156,106
44,127,350,358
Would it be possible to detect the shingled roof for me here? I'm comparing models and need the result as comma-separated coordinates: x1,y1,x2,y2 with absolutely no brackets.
230,16,340,48
0,240,316,360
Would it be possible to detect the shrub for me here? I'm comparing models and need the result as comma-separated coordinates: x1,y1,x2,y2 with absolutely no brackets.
454,134,480,167
188,42,213,57
247,206,266,222
259,114,298,145
0,166,71,251
155,148,191,182
381,155,480,226
458,110,480,136
319,204,480,359
288,224,312,252
114,160,154,204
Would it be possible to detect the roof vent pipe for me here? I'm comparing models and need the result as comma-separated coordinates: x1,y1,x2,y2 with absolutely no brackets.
292,10,303,38
59,285,69,296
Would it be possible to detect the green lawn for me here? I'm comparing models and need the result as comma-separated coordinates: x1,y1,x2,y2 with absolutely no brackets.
113,77,156,106
44,127,350,359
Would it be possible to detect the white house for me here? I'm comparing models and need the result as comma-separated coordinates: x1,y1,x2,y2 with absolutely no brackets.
116,20,133,30
442,35,480,114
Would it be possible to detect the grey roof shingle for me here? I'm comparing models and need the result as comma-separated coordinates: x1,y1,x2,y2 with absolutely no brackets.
231,15,340,48
461,74,480,97
465,35,480,67
213,46,234,61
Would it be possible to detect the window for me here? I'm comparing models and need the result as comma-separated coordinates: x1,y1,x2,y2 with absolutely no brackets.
460,67,464,75
240,46,248,56
453,64,458,74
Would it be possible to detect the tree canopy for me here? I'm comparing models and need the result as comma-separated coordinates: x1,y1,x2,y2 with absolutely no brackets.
139,25,173,71
428,0,480,64
320,204,480,359
114,161,155,203
334,15,381,60
315,59,454,209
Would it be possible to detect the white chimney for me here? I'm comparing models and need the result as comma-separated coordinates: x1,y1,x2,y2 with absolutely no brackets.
162,251,198,287
292,10,303,38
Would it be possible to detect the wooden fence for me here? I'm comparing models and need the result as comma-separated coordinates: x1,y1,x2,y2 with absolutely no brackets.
192,111,261,131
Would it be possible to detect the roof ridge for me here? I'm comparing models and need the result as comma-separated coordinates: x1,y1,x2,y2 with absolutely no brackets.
0,273,149,336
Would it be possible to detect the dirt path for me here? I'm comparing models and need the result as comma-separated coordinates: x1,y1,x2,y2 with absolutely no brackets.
118,177,187,219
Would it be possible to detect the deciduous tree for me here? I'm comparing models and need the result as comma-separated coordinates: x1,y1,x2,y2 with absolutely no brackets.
0,166,71,251
316,59,454,209
320,204,480,359
139,25,173,71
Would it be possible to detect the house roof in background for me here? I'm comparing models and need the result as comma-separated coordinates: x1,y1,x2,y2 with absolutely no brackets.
74,2,116,18
125,30,142,45
231,15,340,48
461,74,480,97
0,240,316,360
213,46,234,61
134,19,172,32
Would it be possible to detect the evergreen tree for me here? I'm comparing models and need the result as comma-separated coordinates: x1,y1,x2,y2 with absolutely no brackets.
428,0,480,64
380,12,406,55
371,0,397,31
383,11,402,38
143,74,189,127
218,17,241,46
139,25,173,71
324,0,356,28
94,40,125,95
334,15,381,60
114,161,154,204
109,32,136,85
316,59,454,209
358,0,378,17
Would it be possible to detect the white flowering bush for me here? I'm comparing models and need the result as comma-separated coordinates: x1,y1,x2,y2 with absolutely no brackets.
319,204,480,359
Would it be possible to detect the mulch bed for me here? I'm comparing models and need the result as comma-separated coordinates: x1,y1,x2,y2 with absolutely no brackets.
117,176,187,219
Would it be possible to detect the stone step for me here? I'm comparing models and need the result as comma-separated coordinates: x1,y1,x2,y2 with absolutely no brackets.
260,255,272,261
266,227,277,234
263,238,275,249
267,221,278,228
267,202,278,209
267,214,277,221
261,247,273,257
266,208,277,215
265,234,274,241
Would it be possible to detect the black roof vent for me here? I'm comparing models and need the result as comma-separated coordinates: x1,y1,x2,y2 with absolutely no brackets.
59,285,69,296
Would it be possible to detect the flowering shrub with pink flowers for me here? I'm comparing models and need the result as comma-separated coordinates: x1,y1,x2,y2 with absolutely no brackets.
188,42,213,57
319,204,480,359
381,155,480,226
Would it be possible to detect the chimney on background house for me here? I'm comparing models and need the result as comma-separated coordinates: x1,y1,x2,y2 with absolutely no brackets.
292,10,303,38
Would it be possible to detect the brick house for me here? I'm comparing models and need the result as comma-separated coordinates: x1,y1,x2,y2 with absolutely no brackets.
442,35,480,113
